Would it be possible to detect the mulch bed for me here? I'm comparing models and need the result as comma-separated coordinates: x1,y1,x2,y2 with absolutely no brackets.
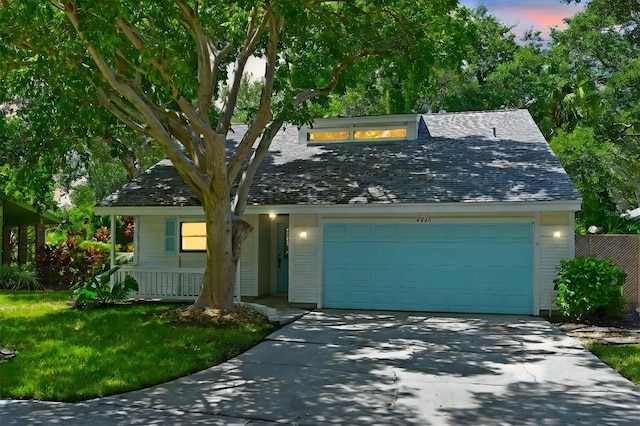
546,308,640,345
159,305,273,328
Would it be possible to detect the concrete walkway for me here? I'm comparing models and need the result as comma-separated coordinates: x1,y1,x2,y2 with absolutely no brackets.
2,311,639,425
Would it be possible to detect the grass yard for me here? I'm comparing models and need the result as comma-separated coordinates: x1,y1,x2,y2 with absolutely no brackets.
0,291,276,402
587,343,640,385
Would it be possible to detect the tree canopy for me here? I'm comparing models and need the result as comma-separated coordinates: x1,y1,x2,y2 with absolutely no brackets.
1,0,465,308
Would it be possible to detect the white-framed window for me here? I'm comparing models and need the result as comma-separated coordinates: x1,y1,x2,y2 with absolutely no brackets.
180,222,206,252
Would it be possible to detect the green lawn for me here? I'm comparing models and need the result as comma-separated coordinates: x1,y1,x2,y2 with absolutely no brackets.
587,343,640,385
0,291,276,402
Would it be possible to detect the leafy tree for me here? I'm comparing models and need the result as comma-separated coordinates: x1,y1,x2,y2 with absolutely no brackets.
325,5,515,116
1,62,165,208
226,75,263,124
0,1,461,309
549,127,631,231
551,0,640,212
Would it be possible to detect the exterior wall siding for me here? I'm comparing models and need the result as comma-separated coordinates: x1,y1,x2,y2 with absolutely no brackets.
240,214,259,297
138,216,179,267
257,215,271,296
538,227,572,313
289,214,319,303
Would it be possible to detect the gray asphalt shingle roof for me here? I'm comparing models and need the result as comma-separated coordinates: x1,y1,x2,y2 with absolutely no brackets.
97,109,580,208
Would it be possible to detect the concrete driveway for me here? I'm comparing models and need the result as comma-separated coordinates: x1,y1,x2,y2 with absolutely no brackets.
2,310,639,425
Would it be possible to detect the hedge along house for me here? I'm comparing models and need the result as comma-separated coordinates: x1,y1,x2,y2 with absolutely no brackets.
95,110,581,315
0,195,60,265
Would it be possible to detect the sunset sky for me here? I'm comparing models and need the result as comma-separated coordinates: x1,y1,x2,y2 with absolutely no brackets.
460,0,586,39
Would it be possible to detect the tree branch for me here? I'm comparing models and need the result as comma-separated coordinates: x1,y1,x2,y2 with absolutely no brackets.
232,118,284,217
227,7,282,183
293,59,348,105
115,16,180,99
174,0,231,117
61,1,202,188
217,6,269,135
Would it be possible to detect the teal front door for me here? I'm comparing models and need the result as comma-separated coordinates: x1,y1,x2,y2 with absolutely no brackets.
277,222,289,292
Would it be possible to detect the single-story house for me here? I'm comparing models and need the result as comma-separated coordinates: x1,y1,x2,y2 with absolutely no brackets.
95,109,581,315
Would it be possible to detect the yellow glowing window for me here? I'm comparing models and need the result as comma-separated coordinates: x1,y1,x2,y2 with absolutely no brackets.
308,130,350,141
354,128,407,139
181,222,206,251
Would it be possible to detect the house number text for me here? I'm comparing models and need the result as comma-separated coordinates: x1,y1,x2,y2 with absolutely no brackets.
416,214,432,223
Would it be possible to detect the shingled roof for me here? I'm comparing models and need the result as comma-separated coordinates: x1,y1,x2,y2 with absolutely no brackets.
97,109,580,208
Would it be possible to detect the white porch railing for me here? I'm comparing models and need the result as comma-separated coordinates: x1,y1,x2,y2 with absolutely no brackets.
118,266,204,301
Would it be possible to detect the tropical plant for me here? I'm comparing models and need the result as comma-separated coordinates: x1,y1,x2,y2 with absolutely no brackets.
554,255,627,320
35,232,110,289
71,266,138,309
0,264,44,290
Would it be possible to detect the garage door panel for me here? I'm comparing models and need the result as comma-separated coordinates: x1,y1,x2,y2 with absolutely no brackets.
323,223,533,314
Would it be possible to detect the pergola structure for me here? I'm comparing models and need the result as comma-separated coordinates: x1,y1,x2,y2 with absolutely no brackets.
0,195,60,265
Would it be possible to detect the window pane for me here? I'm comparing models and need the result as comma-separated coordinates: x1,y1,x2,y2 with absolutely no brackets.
354,128,407,139
182,236,207,251
308,130,349,141
181,222,206,251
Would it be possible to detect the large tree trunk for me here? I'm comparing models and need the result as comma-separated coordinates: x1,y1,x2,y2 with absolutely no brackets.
191,195,253,309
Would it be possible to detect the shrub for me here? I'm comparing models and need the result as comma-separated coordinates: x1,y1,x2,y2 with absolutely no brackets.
554,255,627,320
0,264,45,290
93,226,111,243
79,240,111,253
35,235,110,290
71,266,139,309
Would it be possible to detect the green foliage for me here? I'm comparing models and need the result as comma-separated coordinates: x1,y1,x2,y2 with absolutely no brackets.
0,264,44,291
35,232,110,290
554,255,627,320
548,128,640,234
71,267,138,309
48,206,98,245
78,240,111,253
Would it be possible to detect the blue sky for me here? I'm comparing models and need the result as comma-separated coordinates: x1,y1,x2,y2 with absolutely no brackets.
459,0,586,38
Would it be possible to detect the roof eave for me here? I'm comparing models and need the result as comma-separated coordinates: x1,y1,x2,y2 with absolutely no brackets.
94,199,581,217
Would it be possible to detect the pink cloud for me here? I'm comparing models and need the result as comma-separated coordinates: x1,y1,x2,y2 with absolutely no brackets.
498,5,571,31
460,1,585,39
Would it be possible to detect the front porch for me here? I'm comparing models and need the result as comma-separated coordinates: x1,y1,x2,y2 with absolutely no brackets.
106,212,295,300
117,266,204,301
117,266,310,324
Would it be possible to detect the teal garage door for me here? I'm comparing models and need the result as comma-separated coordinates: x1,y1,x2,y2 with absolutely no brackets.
323,222,533,314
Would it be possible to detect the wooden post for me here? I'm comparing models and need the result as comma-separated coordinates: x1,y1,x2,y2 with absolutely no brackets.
110,215,117,285
2,226,11,265
35,224,46,257
110,215,116,270
18,225,28,265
